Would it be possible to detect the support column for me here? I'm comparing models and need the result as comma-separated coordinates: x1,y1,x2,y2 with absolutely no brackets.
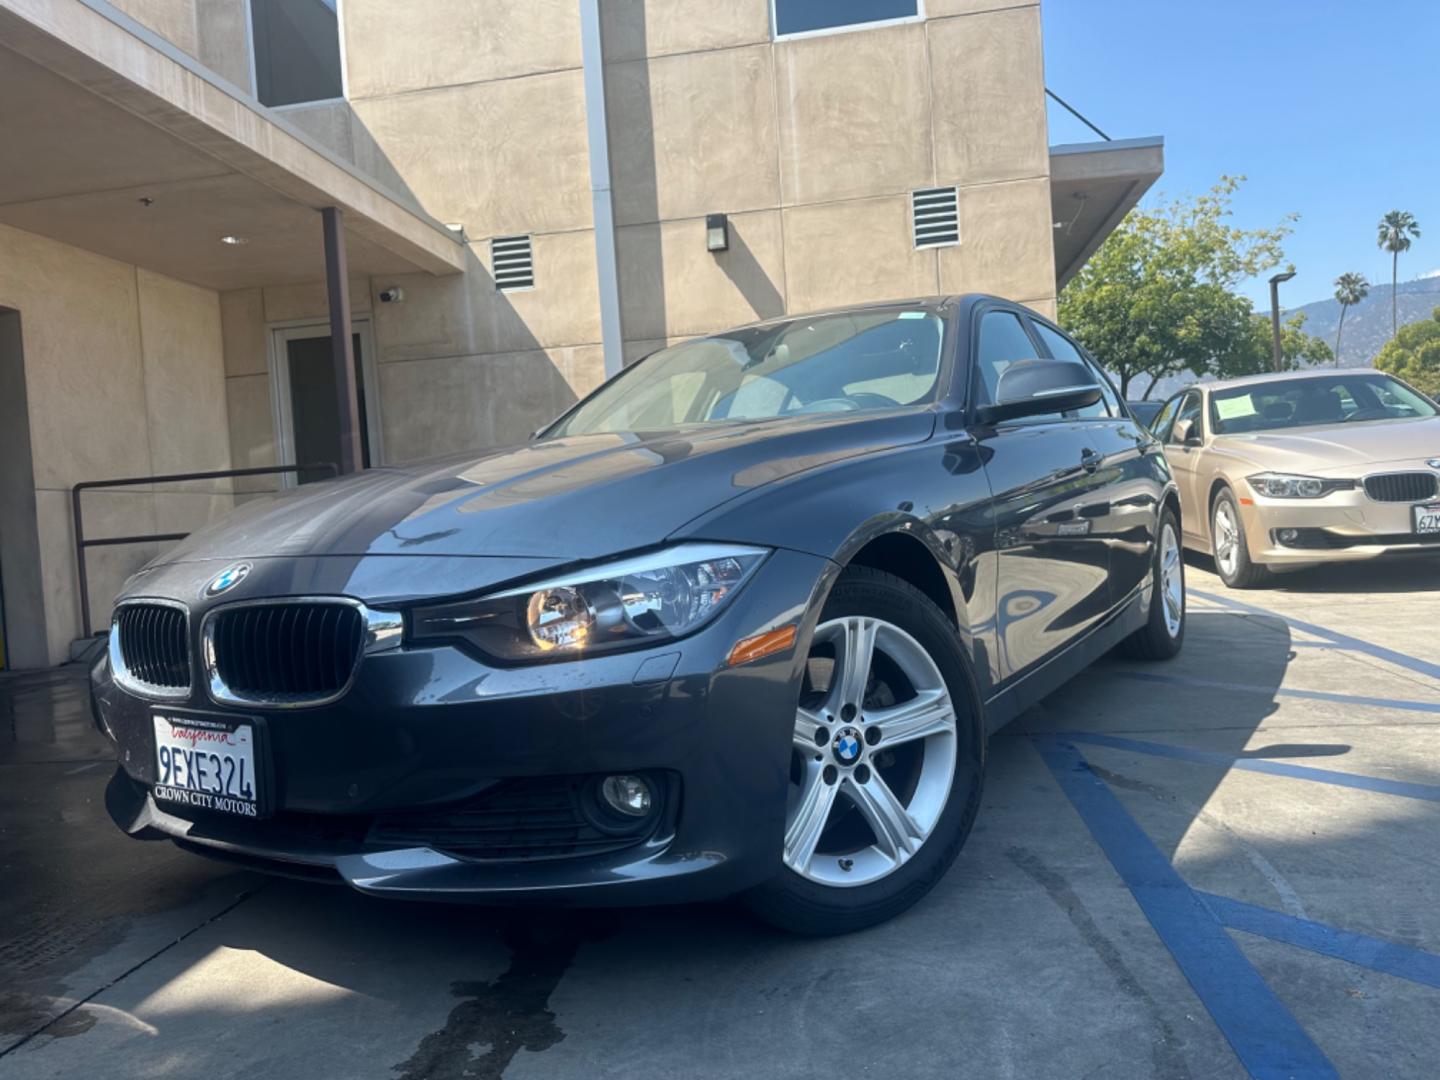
321,206,363,474
579,0,624,379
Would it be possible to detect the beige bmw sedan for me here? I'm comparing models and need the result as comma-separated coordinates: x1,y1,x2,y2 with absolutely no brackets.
1148,370,1440,587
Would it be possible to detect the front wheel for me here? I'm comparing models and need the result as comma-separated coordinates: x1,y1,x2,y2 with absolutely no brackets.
1212,488,1268,588
742,567,984,936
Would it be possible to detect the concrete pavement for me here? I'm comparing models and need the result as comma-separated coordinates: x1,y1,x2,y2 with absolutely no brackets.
3,556,1439,1079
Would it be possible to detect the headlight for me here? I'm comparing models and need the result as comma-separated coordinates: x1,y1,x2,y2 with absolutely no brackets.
1247,472,1352,498
409,543,769,661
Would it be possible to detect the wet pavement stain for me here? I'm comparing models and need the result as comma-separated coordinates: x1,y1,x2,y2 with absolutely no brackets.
0,993,96,1041
392,912,616,1080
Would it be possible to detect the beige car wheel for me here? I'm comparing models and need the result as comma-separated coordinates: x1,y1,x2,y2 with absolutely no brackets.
1211,489,1267,588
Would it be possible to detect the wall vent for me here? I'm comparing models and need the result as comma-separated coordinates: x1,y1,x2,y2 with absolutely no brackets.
911,187,960,249
491,235,535,291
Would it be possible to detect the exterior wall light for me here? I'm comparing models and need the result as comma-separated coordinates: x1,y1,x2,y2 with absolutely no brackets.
220,235,249,245
706,214,729,253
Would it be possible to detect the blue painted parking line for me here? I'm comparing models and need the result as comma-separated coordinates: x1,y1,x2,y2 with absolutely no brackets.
1108,669,1440,716
1198,892,1440,992
1190,587,1440,684
1056,730,1440,803
1035,738,1339,1080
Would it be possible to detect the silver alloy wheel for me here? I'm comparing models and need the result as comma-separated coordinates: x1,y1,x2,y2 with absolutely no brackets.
1160,521,1184,636
785,616,957,888
1213,501,1239,577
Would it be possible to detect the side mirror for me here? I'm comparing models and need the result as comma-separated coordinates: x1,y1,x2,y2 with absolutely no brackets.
1173,418,1201,446
976,359,1103,425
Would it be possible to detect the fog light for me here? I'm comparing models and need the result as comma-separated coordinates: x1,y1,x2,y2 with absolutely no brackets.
1277,528,1300,545
600,774,652,817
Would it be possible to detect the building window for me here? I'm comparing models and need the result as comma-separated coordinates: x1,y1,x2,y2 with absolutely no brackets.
772,0,922,39
250,0,343,107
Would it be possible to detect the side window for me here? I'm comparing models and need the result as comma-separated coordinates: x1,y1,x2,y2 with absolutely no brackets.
973,312,1041,409
1168,391,1203,445
1032,321,1119,418
1150,395,1183,440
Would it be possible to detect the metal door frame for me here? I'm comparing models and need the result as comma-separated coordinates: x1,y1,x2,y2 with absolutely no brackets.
267,316,382,488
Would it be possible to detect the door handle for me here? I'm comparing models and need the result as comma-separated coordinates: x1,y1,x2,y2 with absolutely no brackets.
1080,449,1103,473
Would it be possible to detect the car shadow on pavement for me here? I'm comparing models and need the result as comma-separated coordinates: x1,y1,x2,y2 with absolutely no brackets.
1185,550,1440,594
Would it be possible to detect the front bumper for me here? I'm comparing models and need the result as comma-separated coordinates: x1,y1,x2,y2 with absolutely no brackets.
94,548,836,905
1240,490,1440,566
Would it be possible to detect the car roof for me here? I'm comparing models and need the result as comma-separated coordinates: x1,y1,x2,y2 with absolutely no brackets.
1195,369,1389,394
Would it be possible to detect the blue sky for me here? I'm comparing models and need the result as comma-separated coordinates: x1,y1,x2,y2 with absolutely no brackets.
1042,0,1440,310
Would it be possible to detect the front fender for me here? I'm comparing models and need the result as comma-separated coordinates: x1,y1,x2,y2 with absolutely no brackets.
673,435,999,700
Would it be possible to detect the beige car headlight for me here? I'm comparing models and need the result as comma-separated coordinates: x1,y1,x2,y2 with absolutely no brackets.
1247,472,1353,499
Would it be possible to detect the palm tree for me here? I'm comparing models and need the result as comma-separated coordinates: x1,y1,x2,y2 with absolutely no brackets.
1377,210,1421,338
1332,272,1370,366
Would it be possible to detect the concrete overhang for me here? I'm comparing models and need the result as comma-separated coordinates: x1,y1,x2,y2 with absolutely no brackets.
0,0,466,290
1049,136,1164,291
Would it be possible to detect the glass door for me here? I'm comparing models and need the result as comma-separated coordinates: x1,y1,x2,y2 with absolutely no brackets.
270,321,382,485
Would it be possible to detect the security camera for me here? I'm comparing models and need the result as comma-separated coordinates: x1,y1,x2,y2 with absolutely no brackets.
378,286,404,303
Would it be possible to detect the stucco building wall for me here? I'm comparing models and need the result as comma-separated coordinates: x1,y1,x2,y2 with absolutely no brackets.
222,0,1055,471
0,222,230,662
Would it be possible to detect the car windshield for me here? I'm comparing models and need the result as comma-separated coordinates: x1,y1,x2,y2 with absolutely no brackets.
1209,373,1438,434
545,309,944,437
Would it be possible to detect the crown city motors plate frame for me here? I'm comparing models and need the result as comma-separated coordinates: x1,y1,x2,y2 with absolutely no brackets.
150,708,275,819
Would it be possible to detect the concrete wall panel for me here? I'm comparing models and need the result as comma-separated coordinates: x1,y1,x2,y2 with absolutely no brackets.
617,210,786,340
602,0,770,61
344,0,581,99
782,197,938,315
775,24,933,205
110,0,199,55
378,347,600,464
138,269,229,478
224,372,279,494
928,7,1048,187
939,178,1055,303
607,46,779,226
351,72,592,239
221,287,266,376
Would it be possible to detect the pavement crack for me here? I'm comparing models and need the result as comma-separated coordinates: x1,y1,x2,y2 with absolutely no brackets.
0,883,267,1059
392,912,615,1080
1007,846,1193,1080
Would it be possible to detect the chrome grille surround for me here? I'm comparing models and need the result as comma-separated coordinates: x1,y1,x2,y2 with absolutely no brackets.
201,597,403,709
110,599,192,701
1362,471,1439,503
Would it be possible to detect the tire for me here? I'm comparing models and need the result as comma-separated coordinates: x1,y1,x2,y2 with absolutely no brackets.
742,566,985,936
1211,488,1268,589
1120,506,1186,660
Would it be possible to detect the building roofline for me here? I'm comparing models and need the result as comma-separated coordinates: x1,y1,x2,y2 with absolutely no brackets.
72,0,462,249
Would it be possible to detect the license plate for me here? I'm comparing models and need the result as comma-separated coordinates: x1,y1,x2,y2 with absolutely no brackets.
152,713,260,817
1415,503,1440,535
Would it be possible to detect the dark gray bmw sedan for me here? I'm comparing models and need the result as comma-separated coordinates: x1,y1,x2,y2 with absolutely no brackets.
93,295,1185,934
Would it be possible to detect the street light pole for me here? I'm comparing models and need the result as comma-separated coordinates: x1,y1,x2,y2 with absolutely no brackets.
1268,270,1296,373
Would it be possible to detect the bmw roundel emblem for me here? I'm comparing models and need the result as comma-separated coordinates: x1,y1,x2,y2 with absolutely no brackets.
1428,457,1440,470
205,562,251,597
832,727,862,766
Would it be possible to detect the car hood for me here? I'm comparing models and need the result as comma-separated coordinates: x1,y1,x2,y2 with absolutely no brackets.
155,410,937,564
1212,415,1440,475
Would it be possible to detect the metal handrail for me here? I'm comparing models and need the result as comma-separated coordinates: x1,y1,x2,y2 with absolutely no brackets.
71,463,338,637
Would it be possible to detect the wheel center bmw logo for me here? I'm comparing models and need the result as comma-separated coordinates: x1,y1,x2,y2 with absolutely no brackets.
205,562,251,597
832,727,862,765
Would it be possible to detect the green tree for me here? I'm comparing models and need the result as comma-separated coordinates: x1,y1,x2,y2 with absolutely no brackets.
1331,271,1370,366
1376,210,1421,338
1221,312,1333,378
1374,307,1440,397
1060,176,1295,397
